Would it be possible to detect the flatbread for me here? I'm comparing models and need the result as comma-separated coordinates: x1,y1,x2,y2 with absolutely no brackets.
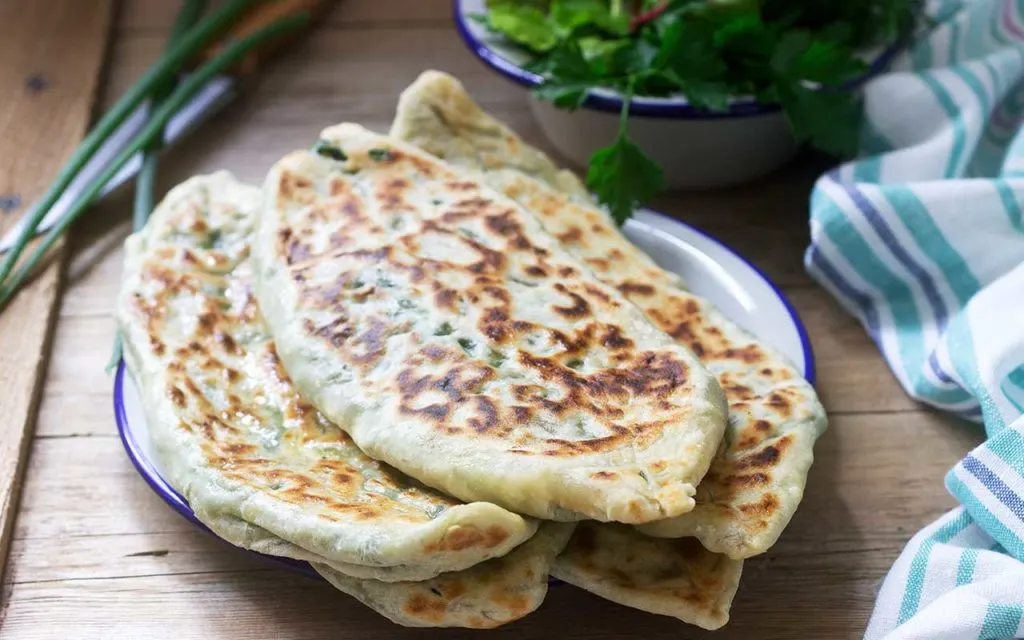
201,509,573,628
389,70,827,558
316,522,575,628
253,125,728,524
551,523,742,630
117,172,537,582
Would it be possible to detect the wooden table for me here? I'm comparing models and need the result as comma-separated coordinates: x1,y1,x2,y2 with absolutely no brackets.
0,2,984,638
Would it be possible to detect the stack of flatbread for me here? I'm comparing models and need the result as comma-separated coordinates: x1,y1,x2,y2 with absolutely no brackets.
117,70,827,630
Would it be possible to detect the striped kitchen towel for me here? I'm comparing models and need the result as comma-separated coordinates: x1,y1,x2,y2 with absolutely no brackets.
805,0,1024,637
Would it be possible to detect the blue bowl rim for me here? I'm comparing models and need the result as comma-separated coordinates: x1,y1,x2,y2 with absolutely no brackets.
452,0,905,120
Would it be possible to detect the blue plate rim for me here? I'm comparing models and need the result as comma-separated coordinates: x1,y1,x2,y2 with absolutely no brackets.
452,0,905,120
113,209,815,582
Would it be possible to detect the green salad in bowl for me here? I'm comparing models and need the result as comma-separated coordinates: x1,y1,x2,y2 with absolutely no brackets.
456,0,922,222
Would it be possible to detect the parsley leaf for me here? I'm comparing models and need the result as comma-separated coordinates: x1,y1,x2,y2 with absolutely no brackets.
654,14,732,110
542,39,595,79
551,0,630,35
487,4,560,52
586,87,664,226
606,37,659,78
773,31,865,83
668,75,733,110
777,84,861,156
533,80,593,108
311,140,346,161
467,12,501,34
771,30,814,73
485,0,920,223
577,36,630,62
587,134,663,226
531,40,600,108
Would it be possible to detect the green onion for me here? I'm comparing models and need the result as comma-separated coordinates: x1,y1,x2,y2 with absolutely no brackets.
487,349,506,368
312,139,347,161
0,10,312,311
0,0,262,288
106,0,207,375
134,0,210,229
434,322,454,336
457,337,476,354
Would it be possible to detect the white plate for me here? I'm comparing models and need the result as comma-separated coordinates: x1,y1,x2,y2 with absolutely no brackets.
114,208,814,578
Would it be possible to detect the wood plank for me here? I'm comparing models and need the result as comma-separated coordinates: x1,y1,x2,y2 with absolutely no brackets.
100,26,543,121
4,1,981,637
118,0,451,32
5,531,260,584
38,316,118,400
12,436,191,541
2,411,979,638
0,0,113,587
0,571,888,640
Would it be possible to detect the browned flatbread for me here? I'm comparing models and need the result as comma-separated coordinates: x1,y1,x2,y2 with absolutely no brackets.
252,124,728,524
551,523,742,630
117,172,537,582
390,71,827,559
316,521,575,628
118,172,576,629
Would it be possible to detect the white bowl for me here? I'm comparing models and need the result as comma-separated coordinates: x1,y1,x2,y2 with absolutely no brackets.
528,99,797,190
453,0,899,190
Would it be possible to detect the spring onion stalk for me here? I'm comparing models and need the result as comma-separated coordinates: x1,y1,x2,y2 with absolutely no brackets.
106,0,208,374
0,12,311,311
0,0,263,287
134,0,210,232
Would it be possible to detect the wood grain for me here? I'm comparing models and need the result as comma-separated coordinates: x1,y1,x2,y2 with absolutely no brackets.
0,0,113,589
0,0,986,637
118,0,450,31
1,414,979,640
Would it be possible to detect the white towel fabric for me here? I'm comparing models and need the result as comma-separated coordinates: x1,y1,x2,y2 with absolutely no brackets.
805,1,1024,637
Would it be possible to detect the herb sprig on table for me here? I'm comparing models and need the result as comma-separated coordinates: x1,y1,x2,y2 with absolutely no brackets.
474,0,920,224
